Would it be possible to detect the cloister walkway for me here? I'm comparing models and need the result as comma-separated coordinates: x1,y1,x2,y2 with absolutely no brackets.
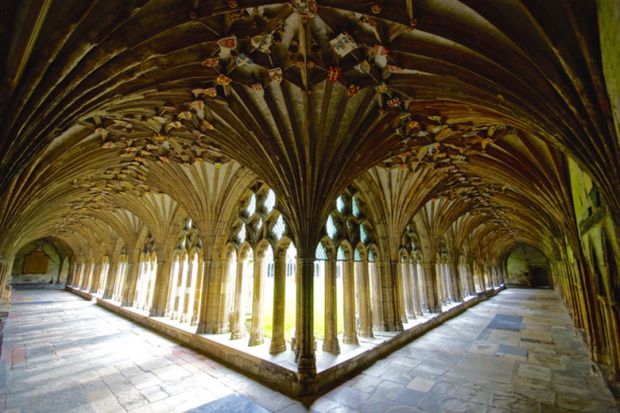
0,288,617,413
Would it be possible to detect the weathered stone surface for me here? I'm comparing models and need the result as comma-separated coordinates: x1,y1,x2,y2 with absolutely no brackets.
1,288,617,413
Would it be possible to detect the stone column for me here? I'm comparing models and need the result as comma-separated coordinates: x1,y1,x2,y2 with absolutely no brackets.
131,260,145,308
248,255,265,346
383,260,402,332
121,260,140,307
61,259,71,285
192,257,205,325
485,266,493,289
356,259,373,338
150,259,172,317
463,261,472,296
292,260,301,357
446,262,453,302
394,261,406,325
342,258,358,345
477,262,486,291
84,261,94,290
81,260,91,290
423,261,441,312
55,258,64,283
370,261,384,331
0,260,9,302
296,257,317,388
90,259,103,294
103,260,119,299
496,265,502,287
66,259,75,286
0,259,14,303
411,260,423,315
217,258,232,332
182,258,194,322
270,249,287,354
601,300,620,379
76,260,85,288
445,262,455,301
230,259,246,339
402,260,415,320
467,260,476,293
322,256,340,354
449,260,463,302
198,259,224,334
436,262,446,304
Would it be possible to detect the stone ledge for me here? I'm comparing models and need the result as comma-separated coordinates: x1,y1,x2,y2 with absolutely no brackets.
65,285,504,397
315,288,503,395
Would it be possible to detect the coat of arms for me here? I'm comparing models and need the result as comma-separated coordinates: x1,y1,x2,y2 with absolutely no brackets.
269,67,283,84
235,53,254,67
329,33,357,57
217,35,238,49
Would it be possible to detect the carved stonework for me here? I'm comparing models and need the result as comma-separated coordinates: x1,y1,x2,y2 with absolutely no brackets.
22,249,49,274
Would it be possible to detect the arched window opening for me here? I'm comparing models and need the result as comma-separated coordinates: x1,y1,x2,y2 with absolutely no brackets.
336,195,345,213
246,193,257,216
273,215,285,241
326,215,337,239
360,224,368,244
265,189,276,213
352,196,361,218
166,219,203,324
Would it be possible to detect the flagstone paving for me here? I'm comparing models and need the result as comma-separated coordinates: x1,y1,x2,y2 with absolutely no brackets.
0,288,617,412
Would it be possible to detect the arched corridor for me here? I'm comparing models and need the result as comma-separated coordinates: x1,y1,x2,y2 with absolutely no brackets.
0,0,619,408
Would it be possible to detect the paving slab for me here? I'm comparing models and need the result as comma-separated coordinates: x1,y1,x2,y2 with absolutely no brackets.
1,288,617,413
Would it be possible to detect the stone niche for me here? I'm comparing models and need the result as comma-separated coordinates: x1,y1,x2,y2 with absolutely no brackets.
507,244,550,287
22,249,49,274
11,241,62,284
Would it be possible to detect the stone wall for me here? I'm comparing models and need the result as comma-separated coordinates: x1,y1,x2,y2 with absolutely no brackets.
506,245,549,287
11,241,64,284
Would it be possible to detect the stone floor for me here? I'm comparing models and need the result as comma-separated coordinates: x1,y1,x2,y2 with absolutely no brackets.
0,288,617,413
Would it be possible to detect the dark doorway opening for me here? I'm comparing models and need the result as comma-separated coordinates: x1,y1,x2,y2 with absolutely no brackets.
529,266,550,287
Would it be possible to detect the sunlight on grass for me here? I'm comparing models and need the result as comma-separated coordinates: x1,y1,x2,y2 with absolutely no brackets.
261,263,345,341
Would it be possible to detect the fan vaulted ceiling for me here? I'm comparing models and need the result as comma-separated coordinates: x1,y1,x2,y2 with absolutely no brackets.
0,0,617,260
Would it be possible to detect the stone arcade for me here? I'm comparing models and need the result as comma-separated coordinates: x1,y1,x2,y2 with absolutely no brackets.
0,1,619,412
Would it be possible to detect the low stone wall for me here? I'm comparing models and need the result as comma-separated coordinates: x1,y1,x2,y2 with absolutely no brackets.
11,283,65,290
66,285,503,397
315,289,502,394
